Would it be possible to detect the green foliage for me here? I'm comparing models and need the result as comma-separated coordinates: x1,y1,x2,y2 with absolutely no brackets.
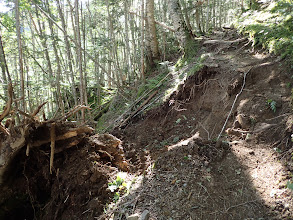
186,54,207,76
108,172,128,202
175,40,199,69
267,99,277,113
287,180,293,191
137,71,168,97
235,0,293,63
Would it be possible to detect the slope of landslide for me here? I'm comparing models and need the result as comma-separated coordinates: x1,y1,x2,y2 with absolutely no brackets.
111,30,293,219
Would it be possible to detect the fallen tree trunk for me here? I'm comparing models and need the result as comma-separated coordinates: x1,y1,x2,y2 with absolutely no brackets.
119,90,158,128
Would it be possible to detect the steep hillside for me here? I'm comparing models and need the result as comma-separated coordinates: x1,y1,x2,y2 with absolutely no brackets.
110,29,293,219
1,28,293,220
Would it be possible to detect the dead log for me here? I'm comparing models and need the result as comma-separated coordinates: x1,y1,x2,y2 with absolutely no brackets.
119,90,158,128
203,38,247,46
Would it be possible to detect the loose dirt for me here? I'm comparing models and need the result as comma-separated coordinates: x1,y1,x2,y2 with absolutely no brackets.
111,30,293,219
1,29,293,220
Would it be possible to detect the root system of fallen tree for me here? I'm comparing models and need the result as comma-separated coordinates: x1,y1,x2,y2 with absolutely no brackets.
0,92,130,219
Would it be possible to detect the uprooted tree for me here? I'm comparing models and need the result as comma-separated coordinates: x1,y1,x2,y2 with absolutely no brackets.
0,84,129,185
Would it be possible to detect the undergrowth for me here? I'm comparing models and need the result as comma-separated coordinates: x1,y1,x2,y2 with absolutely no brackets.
175,40,199,70
235,0,293,65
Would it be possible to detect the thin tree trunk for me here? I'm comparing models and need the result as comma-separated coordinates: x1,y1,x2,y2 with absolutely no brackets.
46,0,65,115
168,0,195,57
140,0,145,82
124,0,131,81
56,0,78,107
0,31,8,98
74,0,85,122
15,0,25,111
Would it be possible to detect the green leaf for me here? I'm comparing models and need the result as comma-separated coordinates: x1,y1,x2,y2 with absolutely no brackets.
287,181,293,190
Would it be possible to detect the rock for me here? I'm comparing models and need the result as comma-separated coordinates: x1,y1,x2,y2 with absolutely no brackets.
140,210,150,220
236,114,251,129
127,213,139,220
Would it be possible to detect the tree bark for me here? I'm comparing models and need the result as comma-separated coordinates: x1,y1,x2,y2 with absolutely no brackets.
46,0,65,115
168,0,196,57
146,0,159,59
75,0,85,122
140,0,145,82
56,0,78,107
15,0,25,112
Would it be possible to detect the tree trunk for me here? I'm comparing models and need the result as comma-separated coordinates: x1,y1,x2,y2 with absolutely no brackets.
168,0,196,57
15,0,25,112
56,0,78,107
46,0,65,115
146,0,159,59
140,0,145,82
0,32,8,99
74,0,85,122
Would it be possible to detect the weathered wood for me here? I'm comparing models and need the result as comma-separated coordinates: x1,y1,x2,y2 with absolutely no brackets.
203,38,247,46
119,90,158,128
50,123,56,174
0,83,13,122
32,126,94,147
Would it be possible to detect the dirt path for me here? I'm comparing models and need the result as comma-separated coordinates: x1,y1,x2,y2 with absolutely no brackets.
110,30,293,219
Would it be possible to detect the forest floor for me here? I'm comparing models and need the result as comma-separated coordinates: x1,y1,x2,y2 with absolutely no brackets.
1,29,293,220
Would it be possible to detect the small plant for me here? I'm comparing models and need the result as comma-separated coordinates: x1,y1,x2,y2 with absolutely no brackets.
173,136,180,143
267,99,277,113
175,118,181,124
108,172,128,202
287,180,293,191
250,116,257,126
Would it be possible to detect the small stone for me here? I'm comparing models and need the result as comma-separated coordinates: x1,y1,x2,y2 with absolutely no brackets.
127,213,139,220
140,210,150,220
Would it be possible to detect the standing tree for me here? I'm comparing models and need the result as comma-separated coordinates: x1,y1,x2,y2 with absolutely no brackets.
168,0,197,58
146,0,159,59
15,0,25,111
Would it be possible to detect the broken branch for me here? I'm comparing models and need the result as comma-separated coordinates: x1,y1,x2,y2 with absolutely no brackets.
32,102,48,117
50,123,56,174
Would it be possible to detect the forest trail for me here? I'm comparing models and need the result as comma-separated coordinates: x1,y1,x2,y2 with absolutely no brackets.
109,29,293,220
1,29,293,220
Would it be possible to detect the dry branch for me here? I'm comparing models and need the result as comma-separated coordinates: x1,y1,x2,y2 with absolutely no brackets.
119,90,158,128
50,123,56,174
0,124,9,136
32,102,48,117
0,83,13,122
17,109,35,121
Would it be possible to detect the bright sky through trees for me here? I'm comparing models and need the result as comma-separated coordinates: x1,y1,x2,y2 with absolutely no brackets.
0,0,11,13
